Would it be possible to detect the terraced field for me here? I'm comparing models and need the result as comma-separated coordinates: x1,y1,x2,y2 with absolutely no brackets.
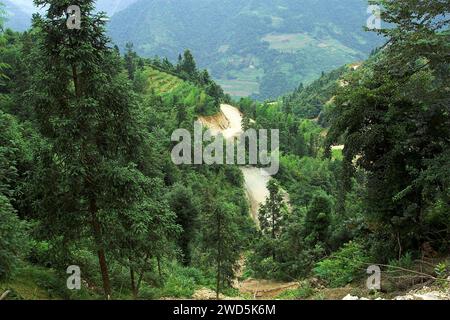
143,67,185,95
142,66,220,116
143,67,206,101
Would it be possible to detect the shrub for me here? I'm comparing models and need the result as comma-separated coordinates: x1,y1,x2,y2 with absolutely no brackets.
276,281,314,300
0,195,29,281
27,240,51,267
434,262,449,288
388,252,414,270
313,241,370,287
160,262,210,298
138,285,161,300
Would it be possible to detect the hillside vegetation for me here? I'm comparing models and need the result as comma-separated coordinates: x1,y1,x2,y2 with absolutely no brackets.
0,0,449,301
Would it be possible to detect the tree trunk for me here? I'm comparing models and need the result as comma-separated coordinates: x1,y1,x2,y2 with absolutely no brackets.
157,256,162,280
136,255,150,294
0,290,10,300
72,64,80,98
90,198,111,299
130,264,137,299
216,210,222,300
272,212,276,261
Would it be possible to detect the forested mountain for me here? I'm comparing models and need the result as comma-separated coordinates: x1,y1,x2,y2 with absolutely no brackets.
0,0,449,302
6,0,382,99
108,0,382,99
281,65,349,120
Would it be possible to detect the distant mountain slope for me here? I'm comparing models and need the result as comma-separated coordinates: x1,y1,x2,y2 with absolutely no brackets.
4,0,137,20
108,0,383,99
3,0,31,31
94,0,138,16
282,66,347,119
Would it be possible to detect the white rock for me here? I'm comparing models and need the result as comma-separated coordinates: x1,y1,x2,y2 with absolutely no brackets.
343,294,360,300
413,292,448,300
394,295,415,300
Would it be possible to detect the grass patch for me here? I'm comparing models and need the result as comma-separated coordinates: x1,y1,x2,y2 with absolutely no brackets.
331,148,343,161
138,261,215,300
0,264,97,300
262,33,314,52
275,281,314,300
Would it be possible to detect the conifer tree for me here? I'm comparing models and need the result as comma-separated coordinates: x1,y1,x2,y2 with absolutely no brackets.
258,180,286,259
200,186,244,299
29,0,176,298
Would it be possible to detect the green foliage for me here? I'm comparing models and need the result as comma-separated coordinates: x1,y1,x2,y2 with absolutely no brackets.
259,180,286,240
387,253,414,271
177,50,197,80
314,242,370,288
238,99,325,157
1,0,449,300
26,0,182,298
0,264,97,300
247,247,279,280
143,66,219,116
276,281,314,300
326,0,450,260
0,194,29,281
166,183,201,265
434,262,449,288
137,261,213,299
197,186,251,297
161,264,206,298
0,109,31,281
304,191,332,246
27,240,51,267
282,66,346,119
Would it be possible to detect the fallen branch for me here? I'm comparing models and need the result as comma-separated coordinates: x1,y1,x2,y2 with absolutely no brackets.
0,290,11,300
366,263,450,282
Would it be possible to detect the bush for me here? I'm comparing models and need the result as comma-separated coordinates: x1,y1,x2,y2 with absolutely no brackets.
27,240,51,267
388,252,414,271
138,285,161,300
0,195,29,281
434,261,449,288
160,262,210,298
276,281,314,300
313,241,370,287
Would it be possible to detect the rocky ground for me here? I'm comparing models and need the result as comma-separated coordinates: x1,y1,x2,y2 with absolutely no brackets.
343,284,450,300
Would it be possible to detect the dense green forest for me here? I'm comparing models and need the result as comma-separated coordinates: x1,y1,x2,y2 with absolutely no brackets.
0,0,449,301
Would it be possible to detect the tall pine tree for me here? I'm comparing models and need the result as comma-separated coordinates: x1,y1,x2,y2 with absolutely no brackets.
29,0,171,297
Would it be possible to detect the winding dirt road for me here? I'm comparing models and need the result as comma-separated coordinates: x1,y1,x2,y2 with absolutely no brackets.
199,105,299,299
199,104,270,225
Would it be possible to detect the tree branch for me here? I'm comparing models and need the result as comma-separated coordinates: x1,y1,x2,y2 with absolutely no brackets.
0,290,11,300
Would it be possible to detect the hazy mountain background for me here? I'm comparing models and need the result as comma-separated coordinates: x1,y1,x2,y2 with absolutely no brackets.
2,0,137,30
3,0,32,31
108,0,383,99
5,0,383,99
